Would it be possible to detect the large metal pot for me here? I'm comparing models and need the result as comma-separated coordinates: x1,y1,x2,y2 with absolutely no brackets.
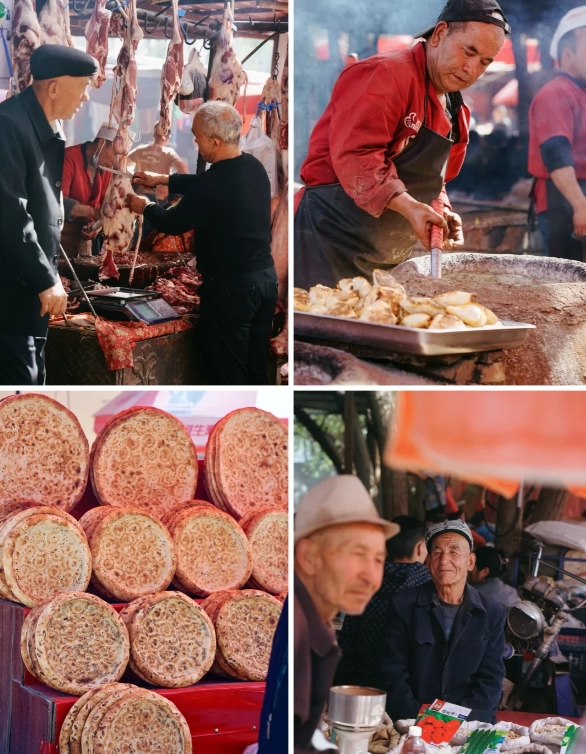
328,686,386,730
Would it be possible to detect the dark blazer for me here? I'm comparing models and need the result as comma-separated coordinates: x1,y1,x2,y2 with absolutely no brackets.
374,580,506,723
0,86,64,336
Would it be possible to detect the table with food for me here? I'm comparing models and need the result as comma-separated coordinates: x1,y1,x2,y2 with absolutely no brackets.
0,394,288,754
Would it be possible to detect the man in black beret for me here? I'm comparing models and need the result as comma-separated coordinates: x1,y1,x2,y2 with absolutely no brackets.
0,45,98,385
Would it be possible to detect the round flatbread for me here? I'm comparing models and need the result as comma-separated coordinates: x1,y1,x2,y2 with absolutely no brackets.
0,394,89,512
59,688,101,754
159,500,214,529
125,591,216,688
0,500,42,527
30,592,129,696
20,600,50,681
80,684,137,754
277,589,288,605
4,512,91,606
207,409,288,519
215,590,282,681
170,507,252,597
69,683,133,754
0,506,78,601
200,590,239,678
91,408,198,519
241,509,288,594
78,507,116,542
91,508,176,602
92,689,192,754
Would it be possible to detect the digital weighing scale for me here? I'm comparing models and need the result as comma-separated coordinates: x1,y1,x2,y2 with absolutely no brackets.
81,288,181,324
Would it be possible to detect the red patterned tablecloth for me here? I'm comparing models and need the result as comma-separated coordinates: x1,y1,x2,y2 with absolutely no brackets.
95,317,194,370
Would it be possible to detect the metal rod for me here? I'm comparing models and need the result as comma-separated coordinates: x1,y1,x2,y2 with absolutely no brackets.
241,31,277,64
59,245,99,319
534,558,586,586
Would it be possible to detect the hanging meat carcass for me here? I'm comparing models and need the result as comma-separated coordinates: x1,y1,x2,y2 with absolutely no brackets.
100,0,143,281
279,48,288,154
11,0,42,91
208,8,247,109
154,0,183,138
39,0,74,46
177,47,206,115
261,77,281,145
85,0,112,88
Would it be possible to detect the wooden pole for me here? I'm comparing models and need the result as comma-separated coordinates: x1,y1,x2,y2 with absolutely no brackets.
343,392,354,475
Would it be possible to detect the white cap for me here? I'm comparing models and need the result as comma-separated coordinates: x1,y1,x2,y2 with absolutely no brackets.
409,727,422,737
96,122,117,141
550,6,586,61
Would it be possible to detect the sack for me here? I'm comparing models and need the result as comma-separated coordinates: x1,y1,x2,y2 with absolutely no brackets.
498,722,531,751
177,48,206,114
240,116,279,198
529,719,575,746
506,744,554,754
450,721,492,746
525,522,586,552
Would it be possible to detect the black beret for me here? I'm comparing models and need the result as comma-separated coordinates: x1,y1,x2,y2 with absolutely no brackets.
30,45,99,81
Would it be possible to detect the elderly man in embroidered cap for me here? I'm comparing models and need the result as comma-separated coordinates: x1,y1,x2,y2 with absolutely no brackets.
374,519,506,723
294,474,399,753
0,44,97,385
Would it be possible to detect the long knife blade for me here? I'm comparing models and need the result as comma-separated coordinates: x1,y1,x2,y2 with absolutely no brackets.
98,165,134,180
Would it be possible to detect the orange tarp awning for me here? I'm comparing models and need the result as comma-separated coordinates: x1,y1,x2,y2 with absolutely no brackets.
385,392,586,499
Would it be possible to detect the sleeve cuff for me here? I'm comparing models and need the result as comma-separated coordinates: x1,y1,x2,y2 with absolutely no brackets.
540,136,575,173
351,177,407,218
63,197,78,223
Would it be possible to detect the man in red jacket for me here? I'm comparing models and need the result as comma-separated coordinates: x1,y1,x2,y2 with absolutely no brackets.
294,0,510,288
528,7,586,261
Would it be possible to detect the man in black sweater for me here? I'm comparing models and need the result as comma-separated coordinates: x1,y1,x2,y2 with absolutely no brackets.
127,101,277,385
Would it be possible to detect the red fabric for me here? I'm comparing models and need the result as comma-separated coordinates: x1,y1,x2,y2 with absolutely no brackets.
471,529,487,548
147,229,194,253
62,143,112,207
444,486,459,514
528,74,586,214
297,42,470,218
95,317,193,370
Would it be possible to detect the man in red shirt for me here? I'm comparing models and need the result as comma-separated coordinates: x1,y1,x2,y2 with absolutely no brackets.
528,7,586,261
294,0,510,288
62,123,116,253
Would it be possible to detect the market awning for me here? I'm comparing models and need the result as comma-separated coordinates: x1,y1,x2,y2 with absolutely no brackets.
493,78,518,106
384,392,586,499
94,390,288,452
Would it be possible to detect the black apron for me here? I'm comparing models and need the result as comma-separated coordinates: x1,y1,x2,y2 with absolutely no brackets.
294,70,458,289
545,72,586,263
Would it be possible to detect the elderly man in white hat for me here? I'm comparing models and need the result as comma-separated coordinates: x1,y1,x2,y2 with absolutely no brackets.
294,474,399,753
528,6,586,261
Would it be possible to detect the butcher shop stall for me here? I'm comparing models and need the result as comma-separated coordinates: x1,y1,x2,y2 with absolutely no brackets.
294,390,586,754
1,0,288,385
0,388,288,754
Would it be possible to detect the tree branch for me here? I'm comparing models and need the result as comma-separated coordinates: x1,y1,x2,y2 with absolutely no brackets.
294,408,344,474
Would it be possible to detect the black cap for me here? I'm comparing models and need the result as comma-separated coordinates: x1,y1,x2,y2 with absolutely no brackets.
414,0,511,39
30,45,99,81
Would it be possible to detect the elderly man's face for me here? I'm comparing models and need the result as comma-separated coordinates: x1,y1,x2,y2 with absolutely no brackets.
192,116,220,163
50,75,92,120
302,523,386,616
430,21,505,92
426,533,475,588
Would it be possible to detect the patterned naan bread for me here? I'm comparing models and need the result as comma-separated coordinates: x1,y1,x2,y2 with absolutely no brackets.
159,500,215,529
200,590,238,677
58,687,101,754
0,500,42,527
0,394,89,512
91,408,198,519
92,689,192,754
169,506,252,596
0,506,86,602
65,683,134,754
204,409,288,519
4,512,91,606
22,592,129,696
214,590,282,681
78,506,116,542
240,508,288,594
277,589,288,605
120,591,216,687
90,508,176,602
80,684,137,754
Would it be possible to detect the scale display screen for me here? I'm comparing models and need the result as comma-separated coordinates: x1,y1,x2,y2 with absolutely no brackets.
127,298,180,323
134,302,159,320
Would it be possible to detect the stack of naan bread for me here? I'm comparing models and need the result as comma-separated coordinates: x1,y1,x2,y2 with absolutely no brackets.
294,269,501,329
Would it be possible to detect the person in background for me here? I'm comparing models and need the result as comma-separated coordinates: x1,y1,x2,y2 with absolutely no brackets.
0,45,97,385
469,546,518,607
127,102,277,386
375,519,506,723
345,52,359,65
294,475,398,753
128,124,189,202
61,123,116,254
334,515,431,688
528,7,586,259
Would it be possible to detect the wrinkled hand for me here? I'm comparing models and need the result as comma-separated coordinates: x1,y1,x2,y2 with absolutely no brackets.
443,209,464,249
81,224,100,240
389,193,447,250
125,192,150,215
39,279,68,317
574,203,586,239
132,171,169,188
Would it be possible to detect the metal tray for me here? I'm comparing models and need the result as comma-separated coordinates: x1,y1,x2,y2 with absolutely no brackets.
295,312,536,356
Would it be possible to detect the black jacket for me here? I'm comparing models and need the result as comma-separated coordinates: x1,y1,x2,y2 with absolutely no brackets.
0,86,64,335
374,580,506,723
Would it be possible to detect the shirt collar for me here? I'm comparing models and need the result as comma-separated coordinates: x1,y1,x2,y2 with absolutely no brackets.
556,71,586,91
417,580,486,612
294,573,339,658
20,86,65,144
